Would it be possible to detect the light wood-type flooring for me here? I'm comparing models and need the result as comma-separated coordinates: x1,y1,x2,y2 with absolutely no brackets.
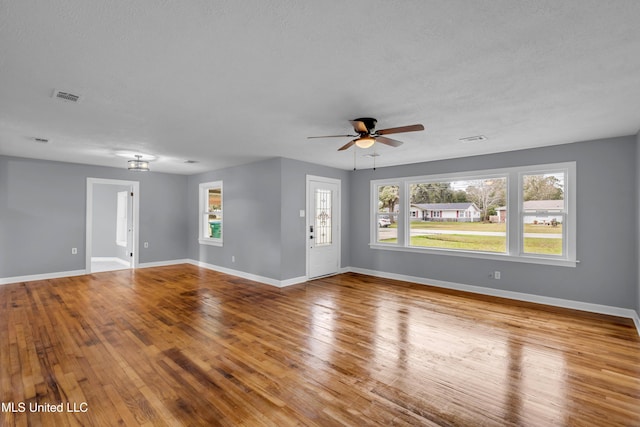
1,264,639,426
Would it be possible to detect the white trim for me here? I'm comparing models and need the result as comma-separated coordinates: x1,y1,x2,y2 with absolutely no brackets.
632,310,640,336
199,181,223,246
0,270,87,285
187,260,306,288
348,266,640,335
306,175,342,279
369,243,578,267
370,162,577,267
137,259,191,269
86,178,140,272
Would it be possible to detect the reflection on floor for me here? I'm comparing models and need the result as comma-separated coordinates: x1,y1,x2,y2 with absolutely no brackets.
91,257,131,273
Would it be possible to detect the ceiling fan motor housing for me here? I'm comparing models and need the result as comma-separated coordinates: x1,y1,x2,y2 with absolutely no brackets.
354,117,377,133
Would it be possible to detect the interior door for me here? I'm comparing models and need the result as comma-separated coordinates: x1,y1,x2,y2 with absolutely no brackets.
307,176,340,279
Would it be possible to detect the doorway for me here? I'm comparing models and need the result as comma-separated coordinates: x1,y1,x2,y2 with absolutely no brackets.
306,175,341,279
86,178,140,273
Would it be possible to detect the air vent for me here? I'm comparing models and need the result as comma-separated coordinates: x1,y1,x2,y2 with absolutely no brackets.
459,135,488,143
34,137,50,144
52,89,81,103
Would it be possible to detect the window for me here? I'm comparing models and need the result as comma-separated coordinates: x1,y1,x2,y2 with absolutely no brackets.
199,181,223,246
370,162,576,267
407,177,507,253
376,184,400,244
520,169,567,258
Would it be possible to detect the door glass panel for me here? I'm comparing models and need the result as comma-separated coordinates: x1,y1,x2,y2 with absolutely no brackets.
315,189,332,246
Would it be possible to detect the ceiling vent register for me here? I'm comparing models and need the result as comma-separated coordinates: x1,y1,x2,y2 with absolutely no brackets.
52,89,81,103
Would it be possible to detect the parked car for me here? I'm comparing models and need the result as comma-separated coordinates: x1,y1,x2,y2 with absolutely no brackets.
378,216,391,227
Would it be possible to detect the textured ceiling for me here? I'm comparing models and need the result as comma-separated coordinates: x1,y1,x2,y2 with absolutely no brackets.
1,0,640,174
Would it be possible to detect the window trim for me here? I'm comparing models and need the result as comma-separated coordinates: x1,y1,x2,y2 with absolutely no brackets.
199,181,223,247
370,162,577,267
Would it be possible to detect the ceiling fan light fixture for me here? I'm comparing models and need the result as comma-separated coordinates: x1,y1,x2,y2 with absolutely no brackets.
355,136,376,148
128,155,150,172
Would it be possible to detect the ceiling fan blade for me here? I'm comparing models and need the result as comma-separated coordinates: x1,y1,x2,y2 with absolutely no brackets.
376,124,424,135
376,136,404,147
349,120,369,133
307,134,357,139
338,139,357,151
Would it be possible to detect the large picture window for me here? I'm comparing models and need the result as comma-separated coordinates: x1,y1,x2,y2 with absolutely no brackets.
408,177,506,253
370,162,576,266
199,181,223,246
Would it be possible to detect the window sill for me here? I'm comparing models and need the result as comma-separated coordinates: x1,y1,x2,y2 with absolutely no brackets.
369,243,577,267
199,238,223,247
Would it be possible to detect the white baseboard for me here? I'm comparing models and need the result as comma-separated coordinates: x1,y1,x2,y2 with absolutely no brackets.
633,311,640,336
187,260,307,288
348,267,640,336
137,259,191,269
0,269,87,286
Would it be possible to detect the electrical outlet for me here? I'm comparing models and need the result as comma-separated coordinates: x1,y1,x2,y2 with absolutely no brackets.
494,271,501,280
71,248,77,255
144,242,149,248
231,255,235,263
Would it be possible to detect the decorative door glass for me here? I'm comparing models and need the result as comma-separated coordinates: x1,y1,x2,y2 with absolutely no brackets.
315,189,332,246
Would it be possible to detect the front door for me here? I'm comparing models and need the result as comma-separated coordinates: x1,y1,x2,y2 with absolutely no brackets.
307,176,340,279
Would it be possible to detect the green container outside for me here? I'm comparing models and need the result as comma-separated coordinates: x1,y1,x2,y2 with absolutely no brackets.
209,221,221,238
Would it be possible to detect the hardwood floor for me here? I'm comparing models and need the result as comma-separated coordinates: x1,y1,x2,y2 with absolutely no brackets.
1,265,639,426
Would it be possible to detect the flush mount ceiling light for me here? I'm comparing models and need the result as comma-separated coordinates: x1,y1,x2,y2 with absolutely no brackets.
128,155,150,172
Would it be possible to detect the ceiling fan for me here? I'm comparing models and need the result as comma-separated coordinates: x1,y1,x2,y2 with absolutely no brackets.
308,117,425,151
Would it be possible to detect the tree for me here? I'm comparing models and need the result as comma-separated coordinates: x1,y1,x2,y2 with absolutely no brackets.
378,185,399,222
410,182,454,204
465,178,506,221
452,190,468,203
523,175,563,201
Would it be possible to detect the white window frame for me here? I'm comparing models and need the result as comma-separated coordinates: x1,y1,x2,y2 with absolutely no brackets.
518,165,574,261
372,182,404,246
199,181,223,247
370,162,577,267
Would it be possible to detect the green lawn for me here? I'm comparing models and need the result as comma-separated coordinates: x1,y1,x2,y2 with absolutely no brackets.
408,221,506,232
380,232,562,255
404,221,562,234
408,234,506,252
523,237,563,255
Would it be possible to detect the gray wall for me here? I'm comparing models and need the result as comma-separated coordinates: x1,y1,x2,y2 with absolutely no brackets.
92,183,130,260
349,136,638,309
0,156,189,278
187,157,349,282
280,158,351,280
3,135,640,313
637,130,640,315
187,157,284,280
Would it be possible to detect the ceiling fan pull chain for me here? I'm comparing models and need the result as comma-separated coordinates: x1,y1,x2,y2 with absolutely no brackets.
373,148,376,170
353,148,357,170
